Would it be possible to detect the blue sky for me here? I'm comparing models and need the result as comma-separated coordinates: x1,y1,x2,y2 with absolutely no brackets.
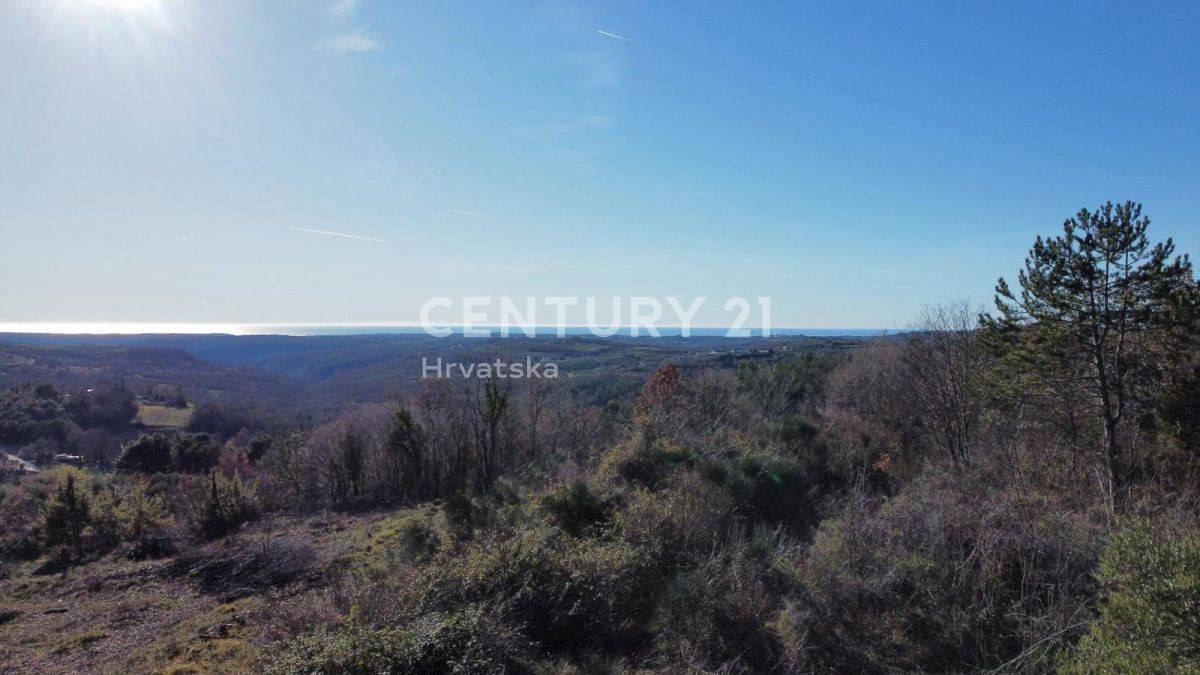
1,0,1198,329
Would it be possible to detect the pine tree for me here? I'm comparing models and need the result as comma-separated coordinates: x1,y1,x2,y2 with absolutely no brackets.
982,201,1198,512
43,473,90,559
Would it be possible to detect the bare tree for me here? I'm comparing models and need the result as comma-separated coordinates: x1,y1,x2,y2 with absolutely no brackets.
902,300,986,467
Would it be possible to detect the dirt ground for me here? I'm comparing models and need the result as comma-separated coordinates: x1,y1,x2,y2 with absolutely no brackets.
0,511,392,674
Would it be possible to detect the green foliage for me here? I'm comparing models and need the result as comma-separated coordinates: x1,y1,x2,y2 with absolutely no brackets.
1158,367,1200,451
64,384,137,430
597,439,693,489
370,510,442,562
246,434,273,463
536,480,611,536
725,451,825,533
982,201,1199,508
418,532,661,651
172,433,221,473
115,434,174,474
188,471,258,539
118,483,174,557
615,470,734,562
1065,519,1200,673
86,483,122,550
41,472,89,558
0,382,68,447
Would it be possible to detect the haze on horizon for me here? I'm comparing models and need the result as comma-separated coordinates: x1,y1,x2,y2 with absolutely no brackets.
2,0,1198,329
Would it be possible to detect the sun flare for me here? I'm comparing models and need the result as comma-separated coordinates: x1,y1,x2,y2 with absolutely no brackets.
80,0,163,12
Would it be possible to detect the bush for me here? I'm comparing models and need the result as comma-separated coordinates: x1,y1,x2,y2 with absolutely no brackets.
419,531,661,652
725,451,825,534
118,483,174,558
596,439,693,489
115,434,174,474
370,510,442,563
653,545,783,672
790,473,1101,672
185,471,258,539
0,483,43,560
266,605,530,675
614,470,734,563
172,433,221,473
1064,518,1200,673
536,480,611,536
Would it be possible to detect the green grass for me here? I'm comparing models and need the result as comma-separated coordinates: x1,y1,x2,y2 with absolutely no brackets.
136,402,194,429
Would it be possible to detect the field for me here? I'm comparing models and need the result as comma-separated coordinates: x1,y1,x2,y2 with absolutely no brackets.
134,402,194,429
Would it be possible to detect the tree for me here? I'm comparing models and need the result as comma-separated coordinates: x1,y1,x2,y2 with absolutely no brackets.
982,201,1197,512
384,405,426,501
901,301,986,467
478,378,509,491
172,433,221,473
119,483,172,552
115,434,174,474
331,430,366,500
43,473,90,559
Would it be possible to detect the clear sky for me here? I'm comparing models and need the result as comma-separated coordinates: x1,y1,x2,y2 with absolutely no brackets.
1,0,1198,330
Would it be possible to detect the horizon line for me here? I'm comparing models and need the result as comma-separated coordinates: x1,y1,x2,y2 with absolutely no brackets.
0,322,893,337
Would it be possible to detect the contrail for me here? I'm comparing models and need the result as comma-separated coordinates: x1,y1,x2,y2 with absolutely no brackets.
597,30,631,42
451,209,486,217
289,227,389,243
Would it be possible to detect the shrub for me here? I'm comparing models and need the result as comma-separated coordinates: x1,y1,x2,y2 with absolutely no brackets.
185,471,258,539
596,439,693,489
115,434,174,474
172,433,221,473
419,531,661,652
790,474,1101,672
653,546,783,672
1064,518,1200,673
726,451,825,534
442,492,476,542
536,480,611,536
41,472,89,559
118,483,174,558
0,482,43,560
369,510,442,563
266,605,530,675
614,470,733,564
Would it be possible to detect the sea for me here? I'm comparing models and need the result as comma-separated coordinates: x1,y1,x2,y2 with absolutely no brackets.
0,323,890,338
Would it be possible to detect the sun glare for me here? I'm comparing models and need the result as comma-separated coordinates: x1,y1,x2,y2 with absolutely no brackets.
80,0,162,13
60,0,175,33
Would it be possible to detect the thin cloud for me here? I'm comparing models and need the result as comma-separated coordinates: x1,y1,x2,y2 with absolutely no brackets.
290,227,389,243
597,30,632,43
321,33,382,54
451,209,486,218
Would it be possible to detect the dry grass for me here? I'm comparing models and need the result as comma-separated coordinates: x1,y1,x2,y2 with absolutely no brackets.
0,511,391,673
135,402,194,429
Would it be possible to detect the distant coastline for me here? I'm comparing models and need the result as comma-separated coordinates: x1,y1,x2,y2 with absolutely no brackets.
0,324,891,338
